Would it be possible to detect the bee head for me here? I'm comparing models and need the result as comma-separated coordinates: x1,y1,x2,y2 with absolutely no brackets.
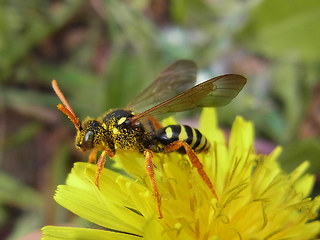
75,119,106,152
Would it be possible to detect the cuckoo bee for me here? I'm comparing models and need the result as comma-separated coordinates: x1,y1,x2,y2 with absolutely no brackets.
52,60,246,218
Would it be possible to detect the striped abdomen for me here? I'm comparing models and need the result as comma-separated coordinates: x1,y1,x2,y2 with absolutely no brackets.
155,124,209,152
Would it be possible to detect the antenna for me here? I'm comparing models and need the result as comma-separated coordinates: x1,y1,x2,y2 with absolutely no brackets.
52,80,82,131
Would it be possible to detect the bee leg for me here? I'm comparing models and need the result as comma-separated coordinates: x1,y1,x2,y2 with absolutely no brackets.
94,150,115,189
164,141,218,200
88,149,98,163
144,149,163,219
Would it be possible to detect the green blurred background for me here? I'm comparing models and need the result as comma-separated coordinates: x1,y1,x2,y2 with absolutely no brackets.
1,0,320,239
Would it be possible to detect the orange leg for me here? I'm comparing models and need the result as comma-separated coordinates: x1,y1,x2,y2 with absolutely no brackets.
144,149,163,219
94,149,114,189
89,149,98,163
164,141,218,200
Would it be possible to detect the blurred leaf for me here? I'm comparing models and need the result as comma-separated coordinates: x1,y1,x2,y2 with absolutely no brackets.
170,0,213,25
37,65,106,118
1,87,56,108
0,87,59,123
49,143,73,224
3,122,43,150
104,52,163,110
104,0,160,59
237,0,320,62
0,171,43,209
0,0,85,80
6,211,42,240
272,63,303,142
279,139,320,174
0,206,7,226
255,110,286,142
51,143,71,188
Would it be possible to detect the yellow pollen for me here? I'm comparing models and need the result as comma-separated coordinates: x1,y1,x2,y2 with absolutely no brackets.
112,128,119,134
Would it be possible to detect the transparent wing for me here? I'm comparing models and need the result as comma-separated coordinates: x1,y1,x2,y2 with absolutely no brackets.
127,60,197,113
130,74,247,122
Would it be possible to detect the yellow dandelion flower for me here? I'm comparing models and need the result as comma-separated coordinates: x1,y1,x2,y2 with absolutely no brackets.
42,109,320,240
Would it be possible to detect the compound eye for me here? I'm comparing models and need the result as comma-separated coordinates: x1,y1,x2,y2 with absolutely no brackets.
82,130,94,150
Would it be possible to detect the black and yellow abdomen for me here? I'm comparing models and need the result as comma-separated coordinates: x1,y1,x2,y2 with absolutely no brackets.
155,124,209,153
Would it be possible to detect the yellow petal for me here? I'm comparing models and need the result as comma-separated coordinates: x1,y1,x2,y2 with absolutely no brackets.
229,116,254,155
54,163,144,235
41,226,141,240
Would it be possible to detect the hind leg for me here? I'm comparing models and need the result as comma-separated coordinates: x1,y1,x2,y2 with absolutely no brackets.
164,141,218,199
144,149,163,218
